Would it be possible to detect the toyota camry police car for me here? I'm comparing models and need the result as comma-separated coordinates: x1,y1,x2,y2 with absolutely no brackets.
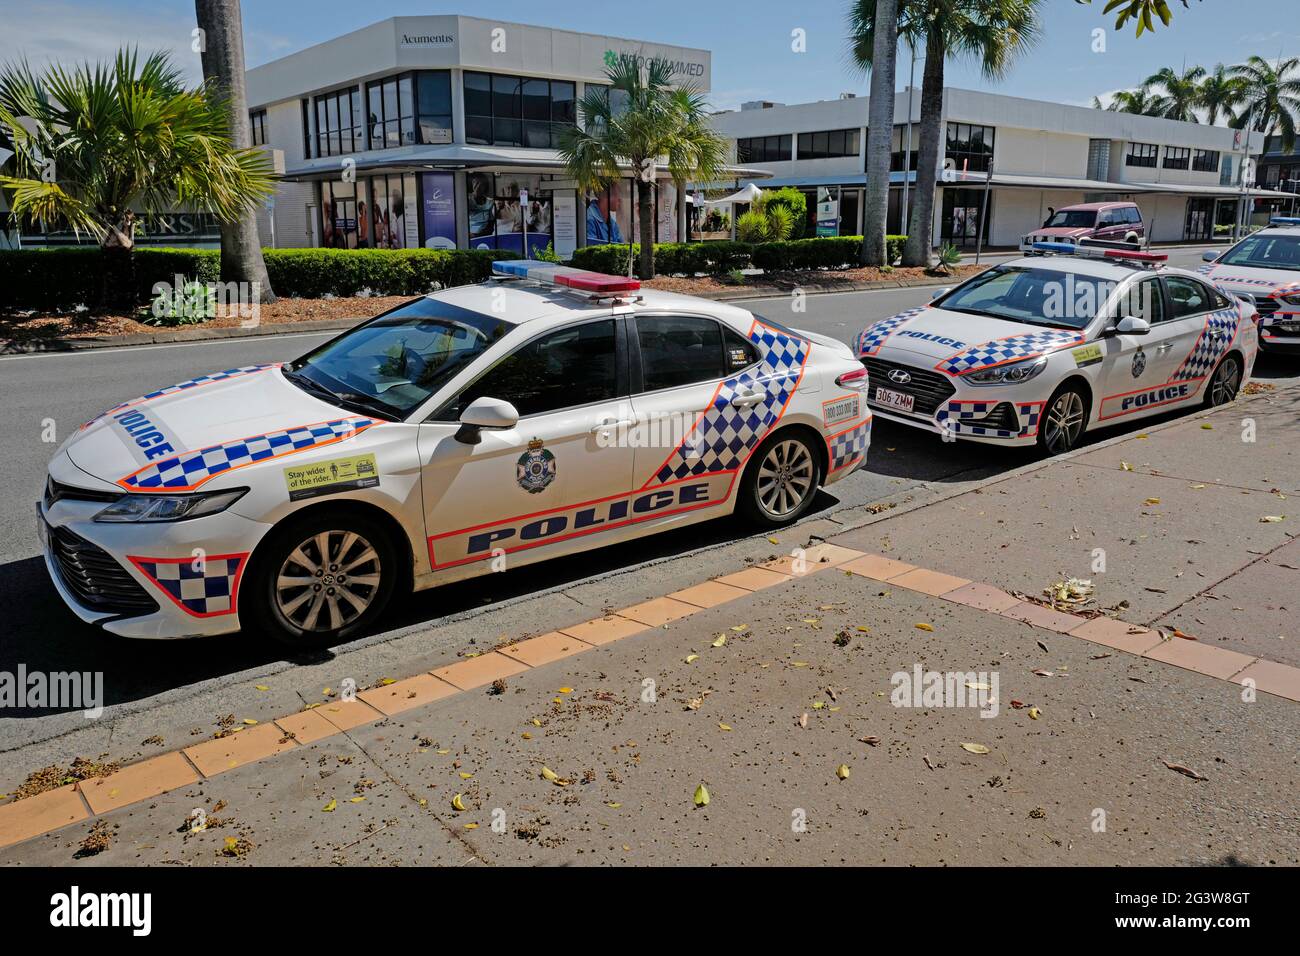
854,242,1258,454
1197,217,1300,355
39,262,870,646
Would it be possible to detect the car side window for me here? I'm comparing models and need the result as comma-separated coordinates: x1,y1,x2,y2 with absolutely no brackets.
1129,278,1167,325
722,325,760,373
1163,276,1209,321
436,318,619,420
637,315,727,391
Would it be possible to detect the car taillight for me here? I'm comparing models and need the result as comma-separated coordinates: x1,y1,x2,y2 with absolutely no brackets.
835,367,869,391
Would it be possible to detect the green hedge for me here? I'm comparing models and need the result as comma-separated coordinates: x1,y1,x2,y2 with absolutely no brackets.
569,235,908,277
0,247,517,310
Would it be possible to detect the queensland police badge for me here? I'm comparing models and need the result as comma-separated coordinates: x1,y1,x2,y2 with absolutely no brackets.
1131,348,1147,379
516,438,556,494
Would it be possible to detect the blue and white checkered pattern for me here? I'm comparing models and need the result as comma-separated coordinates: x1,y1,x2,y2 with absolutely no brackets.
828,419,870,471
938,329,1084,376
84,365,275,429
854,308,924,356
1195,264,1215,276
652,323,809,484
120,416,378,490
1172,307,1240,381
936,401,1042,440
132,555,245,616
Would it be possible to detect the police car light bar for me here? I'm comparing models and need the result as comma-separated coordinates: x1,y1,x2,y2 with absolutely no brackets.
1029,241,1167,268
491,260,642,296
1269,216,1300,227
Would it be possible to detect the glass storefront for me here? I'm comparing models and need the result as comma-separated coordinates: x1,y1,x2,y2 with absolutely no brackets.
466,172,556,257
321,174,419,249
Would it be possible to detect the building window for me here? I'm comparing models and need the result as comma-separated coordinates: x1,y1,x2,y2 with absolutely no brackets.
464,72,576,149
365,73,415,149
890,124,918,173
940,187,991,248
796,128,860,160
1126,142,1158,168
736,135,792,164
466,172,557,257
314,85,363,157
249,109,267,147
300,99,312,159
1192,149,1219,173
364,173,418,248
945,122,994,173
1163,146,1190,170
417,71,453,145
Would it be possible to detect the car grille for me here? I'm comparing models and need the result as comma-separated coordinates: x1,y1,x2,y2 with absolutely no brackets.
1255,296,1279,318
861,357,957,416
44,476,121,510
46,524,158,616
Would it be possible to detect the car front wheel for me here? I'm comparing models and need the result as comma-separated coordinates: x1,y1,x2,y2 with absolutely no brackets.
1204,354,1242,407
1037,384,1089,456
247,511,398,648
739,431,823,527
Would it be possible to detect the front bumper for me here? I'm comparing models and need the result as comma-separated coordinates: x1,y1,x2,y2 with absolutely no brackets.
39,462,272,639
1259,322,1300,354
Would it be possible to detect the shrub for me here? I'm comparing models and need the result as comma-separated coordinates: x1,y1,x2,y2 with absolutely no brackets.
0,246,516,310
569,241,753,277
763,187,808,239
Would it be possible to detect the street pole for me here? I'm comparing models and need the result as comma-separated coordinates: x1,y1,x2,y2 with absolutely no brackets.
1233,106,1255,243
975,159,993,265
900,41,916,233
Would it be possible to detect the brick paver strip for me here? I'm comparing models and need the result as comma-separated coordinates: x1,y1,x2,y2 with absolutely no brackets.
80,751,200,815
3,546,1297,853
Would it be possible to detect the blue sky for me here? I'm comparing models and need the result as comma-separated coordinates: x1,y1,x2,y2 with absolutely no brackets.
3,0,1297,115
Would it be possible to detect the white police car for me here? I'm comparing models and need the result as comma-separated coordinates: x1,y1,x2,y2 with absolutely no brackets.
39,263,870,646
854,242,1258,454
1198,217,1300,355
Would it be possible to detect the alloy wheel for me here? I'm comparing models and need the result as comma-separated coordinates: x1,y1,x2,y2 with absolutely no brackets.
1209,357,1241,405
756,439,815,518
274,530,382,633
1043,391,1085,455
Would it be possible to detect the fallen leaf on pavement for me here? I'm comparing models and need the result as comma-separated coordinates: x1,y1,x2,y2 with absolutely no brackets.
836,764,851,780
693,783,710,807
961,742,991,755
915,622,934,632
1162,760,1207,781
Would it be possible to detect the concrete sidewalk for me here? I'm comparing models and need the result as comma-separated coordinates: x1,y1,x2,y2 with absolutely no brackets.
3,387,1297,866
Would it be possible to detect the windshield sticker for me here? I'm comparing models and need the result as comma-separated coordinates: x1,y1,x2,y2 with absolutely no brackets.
517,439,557,494
284,453,380,501
1071,344,1103,368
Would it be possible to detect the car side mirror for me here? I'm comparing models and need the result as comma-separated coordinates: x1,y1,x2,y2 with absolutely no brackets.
1202,250,1219,262
1114,315,1151,336
930,287,950,302
456,396,519,444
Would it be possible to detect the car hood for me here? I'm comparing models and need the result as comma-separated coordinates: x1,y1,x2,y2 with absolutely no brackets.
1197,262,1300,299
63,364,382,491
856,306,1086,372
1032,226,1091,238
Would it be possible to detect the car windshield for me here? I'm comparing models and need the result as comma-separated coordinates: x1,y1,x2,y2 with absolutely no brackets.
936,265,1113,330
1045,210,1097,228
283,298,513,419
1217,233,1300,272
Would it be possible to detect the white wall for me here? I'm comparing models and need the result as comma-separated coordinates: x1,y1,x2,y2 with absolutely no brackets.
993,129,1088,179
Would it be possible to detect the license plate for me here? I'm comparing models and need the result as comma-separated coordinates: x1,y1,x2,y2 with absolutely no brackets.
874,387,915,413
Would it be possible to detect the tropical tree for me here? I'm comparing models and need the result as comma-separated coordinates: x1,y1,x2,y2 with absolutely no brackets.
1197,63,1245,126
848,0,901,267
195,0,275,303
557,55,727,280
899,0,1043,268
1143,65,1205,122
1230,55,1300,153
1105,86,1166,115
1074,0,1201,37
0,49,273,308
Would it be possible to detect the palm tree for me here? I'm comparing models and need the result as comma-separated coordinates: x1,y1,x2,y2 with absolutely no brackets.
1231,55,1300,153
899,0,1043,268
1198,63,1245,126
0,49,273,308
1143,65,1205,122
195,0,275,303
557,55,727,279
848,0,901,267
1106,86,1166,116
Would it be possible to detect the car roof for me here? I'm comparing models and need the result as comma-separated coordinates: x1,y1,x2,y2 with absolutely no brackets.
425,280,758,328
1002,255,1204,282
1056,201,1136,212
1247,224,1300,238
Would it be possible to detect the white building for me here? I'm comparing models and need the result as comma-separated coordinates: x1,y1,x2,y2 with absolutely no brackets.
709,87,1290,248
244,15,718,255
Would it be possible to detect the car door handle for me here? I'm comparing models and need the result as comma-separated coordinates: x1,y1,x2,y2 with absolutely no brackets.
590,417,635,434
730,390,766,408
1156,342,1174,353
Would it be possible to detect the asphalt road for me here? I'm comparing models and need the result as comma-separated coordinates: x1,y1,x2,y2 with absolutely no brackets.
3,241,1296,755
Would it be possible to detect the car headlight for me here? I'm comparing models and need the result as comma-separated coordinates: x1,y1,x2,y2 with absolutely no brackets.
93,488,248,523
964,356,1049,387
1279,293,1300,307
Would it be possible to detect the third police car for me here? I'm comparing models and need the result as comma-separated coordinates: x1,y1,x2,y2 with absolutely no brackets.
854,242,1258,454
1198,216,1300,355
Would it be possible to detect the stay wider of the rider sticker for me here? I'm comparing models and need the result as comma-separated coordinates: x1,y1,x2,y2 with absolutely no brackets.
284,453,379,501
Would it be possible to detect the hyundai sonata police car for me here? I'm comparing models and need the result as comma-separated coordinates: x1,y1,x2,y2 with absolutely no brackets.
1198,217,1300,355
854,242,1258,454
40,262,870,645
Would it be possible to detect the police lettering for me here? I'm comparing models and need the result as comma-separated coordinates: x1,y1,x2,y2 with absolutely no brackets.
897,330,968,350
1120,383,1190,411
466,482,710,555
113,410,176,460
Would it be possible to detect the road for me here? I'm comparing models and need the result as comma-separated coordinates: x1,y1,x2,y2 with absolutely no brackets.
3,241,1295,761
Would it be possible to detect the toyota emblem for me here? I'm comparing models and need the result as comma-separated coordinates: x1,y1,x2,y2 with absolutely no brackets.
888,369,912,385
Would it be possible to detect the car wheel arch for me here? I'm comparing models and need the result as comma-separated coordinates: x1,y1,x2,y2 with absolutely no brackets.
752,422,830,483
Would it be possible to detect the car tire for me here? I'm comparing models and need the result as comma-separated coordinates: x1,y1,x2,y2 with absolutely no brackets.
1124,232,1139,245
1036,383,1090,456
738,430,823,527
1204,353,1242,407
245,510,398,649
